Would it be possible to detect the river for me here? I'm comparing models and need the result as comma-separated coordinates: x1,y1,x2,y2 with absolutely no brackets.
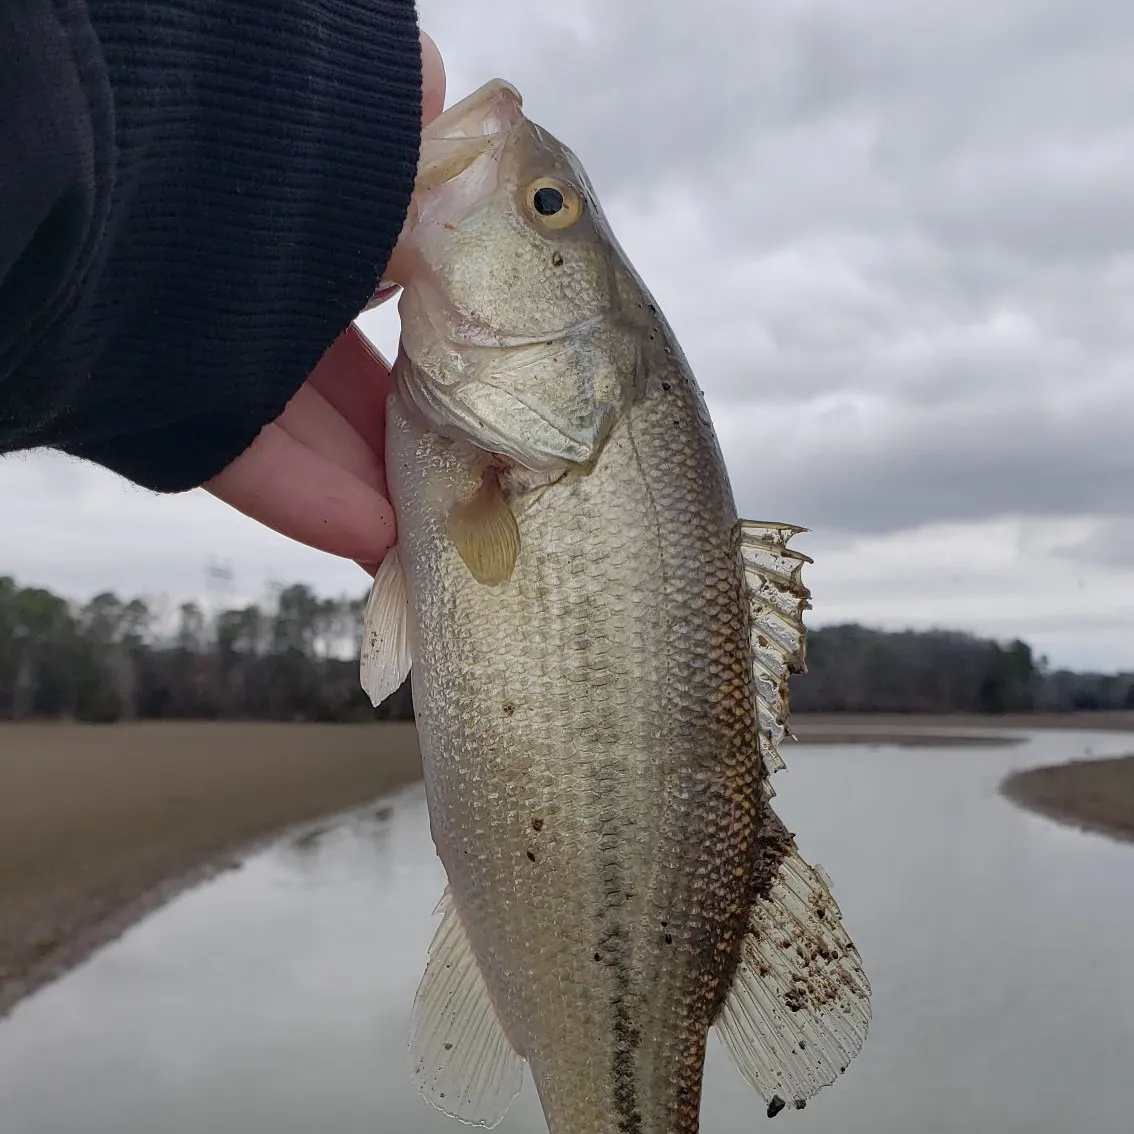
0,730,1131,1133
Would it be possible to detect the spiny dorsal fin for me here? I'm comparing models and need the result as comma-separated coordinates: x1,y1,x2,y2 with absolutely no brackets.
714,831,871,1114
409,887,526,1127
359,547,413,707
737,521,813,774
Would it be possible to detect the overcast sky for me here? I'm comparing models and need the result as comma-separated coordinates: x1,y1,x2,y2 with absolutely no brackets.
3,0,1133,670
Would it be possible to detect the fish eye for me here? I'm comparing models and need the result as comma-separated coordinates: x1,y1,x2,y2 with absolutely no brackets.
524,177,583,230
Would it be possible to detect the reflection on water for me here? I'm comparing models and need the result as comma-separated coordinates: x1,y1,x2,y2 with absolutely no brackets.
1,732,1133,1134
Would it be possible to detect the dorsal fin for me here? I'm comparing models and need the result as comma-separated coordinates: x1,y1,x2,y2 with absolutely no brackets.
736,521,812,775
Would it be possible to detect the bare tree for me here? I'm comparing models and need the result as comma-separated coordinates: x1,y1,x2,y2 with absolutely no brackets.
3,575,1128,722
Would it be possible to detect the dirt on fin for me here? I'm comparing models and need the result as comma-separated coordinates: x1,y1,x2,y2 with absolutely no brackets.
714,835,871,1110
359,547,412,707
409,887,526,1127
447,470,520,586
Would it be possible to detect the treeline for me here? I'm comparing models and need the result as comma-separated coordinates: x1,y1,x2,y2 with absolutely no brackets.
791,623,1133,714
0,576,411,723
1,576,1131,722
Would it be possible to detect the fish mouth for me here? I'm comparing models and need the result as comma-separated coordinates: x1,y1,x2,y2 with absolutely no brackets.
423,78,524,142
415,79,525,194
379,79,525,291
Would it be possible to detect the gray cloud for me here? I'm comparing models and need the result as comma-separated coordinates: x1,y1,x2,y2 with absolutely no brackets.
723,396,1134,535
418,0,1134,539
4,0,1134,668
1051,517,1134,570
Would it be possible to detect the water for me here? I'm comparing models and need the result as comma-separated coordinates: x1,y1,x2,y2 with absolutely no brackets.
1,731,1133,1133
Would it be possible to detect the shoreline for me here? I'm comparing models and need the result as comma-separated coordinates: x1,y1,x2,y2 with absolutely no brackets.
789,711,1134,748
1000,754,1134,845
0,722,423,1022
0,794,416,1023
789,714,1024,747
4,713,1134,1023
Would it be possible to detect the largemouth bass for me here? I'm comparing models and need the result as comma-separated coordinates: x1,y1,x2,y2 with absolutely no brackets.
360,79,870,1134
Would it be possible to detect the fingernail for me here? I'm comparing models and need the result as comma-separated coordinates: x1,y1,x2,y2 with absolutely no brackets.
363,280,401,311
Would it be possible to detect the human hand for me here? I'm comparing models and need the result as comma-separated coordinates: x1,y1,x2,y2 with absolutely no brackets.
204,31,446,576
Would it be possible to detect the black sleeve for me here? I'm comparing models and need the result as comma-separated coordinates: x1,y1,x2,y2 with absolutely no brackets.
0,0,422,492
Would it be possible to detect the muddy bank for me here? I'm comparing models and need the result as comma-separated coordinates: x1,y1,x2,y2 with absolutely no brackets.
1001,754,1134,844
0,722,422,1019
790,715,1022,747
791,712,1134,744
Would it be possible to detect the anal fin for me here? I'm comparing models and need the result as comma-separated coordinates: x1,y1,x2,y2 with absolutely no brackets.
714,837,871,1113
359,547,412,707
409,887,525,1127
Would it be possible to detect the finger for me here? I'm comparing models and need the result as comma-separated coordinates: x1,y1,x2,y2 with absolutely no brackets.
306,324,393,457
205,423,396,563
276,372,387,496
362,279,401,310
420,31,446,125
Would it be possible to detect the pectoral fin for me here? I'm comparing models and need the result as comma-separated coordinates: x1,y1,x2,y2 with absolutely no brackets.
713,836,871,1115
359,547,412,707
409,887,526,1126
447,471,520,586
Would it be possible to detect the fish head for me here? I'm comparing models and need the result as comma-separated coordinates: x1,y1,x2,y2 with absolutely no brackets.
387,79,648,472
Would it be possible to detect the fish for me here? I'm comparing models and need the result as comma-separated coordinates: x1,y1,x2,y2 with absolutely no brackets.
360,78,871,1134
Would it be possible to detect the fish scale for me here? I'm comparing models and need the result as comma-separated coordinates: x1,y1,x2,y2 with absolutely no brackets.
361,78,871,1134
388,371,753,1134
